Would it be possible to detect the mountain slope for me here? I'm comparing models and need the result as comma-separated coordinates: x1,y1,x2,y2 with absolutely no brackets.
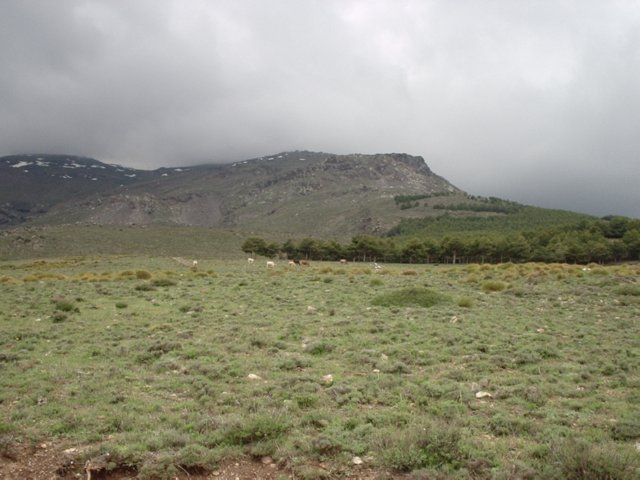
2,151,461,237
0,154,163,224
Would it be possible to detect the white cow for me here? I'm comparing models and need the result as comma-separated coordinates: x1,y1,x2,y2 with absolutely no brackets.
247,258,255,264
266,261,276,268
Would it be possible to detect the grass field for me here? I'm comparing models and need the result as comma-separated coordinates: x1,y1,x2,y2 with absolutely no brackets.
1,256,639,479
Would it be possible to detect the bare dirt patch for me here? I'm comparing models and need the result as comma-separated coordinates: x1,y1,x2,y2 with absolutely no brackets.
0,442,388,479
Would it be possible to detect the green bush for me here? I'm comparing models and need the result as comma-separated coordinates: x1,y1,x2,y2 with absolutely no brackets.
0,433,17,461
611,416,640,440
136,270,152,280
304,341,335,355
482,280,507,292
53,299,75,312
372,287,448,308
549,438,640,480
376,421,467,472
614,285,640,296
457,297,473,308
222,413,290,445
52,313,68,323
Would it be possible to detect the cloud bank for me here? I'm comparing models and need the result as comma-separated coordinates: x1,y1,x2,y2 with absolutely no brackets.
1,0,639,217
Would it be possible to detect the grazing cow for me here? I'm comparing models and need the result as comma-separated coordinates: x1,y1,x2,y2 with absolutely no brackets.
288,260,297,267
372,262,382,271
266,261,276,268
300,260,310,266
247,258,255,264
339,259,348,264
191,260,198,271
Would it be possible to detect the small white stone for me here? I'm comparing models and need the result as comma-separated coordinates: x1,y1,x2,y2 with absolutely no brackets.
322,374,333,385
247,373,262,380
352,456,363,465
475,391,493,399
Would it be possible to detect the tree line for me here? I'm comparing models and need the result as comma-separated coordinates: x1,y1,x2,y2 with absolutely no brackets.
241,216,640,264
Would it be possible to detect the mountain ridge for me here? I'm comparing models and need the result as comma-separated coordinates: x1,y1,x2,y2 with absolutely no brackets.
1,151,463,236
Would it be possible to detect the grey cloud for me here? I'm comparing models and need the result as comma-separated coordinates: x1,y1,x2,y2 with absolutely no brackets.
1,0,639,217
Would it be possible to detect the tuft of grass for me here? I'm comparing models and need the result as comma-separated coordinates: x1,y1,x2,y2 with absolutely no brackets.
614,285,640,296
610,416,640,441
152,278,177,287
457,296,473,308
53,299,75,312
375,421,468,472
221,413,290,446
304,340,335,355
0,435,18,461
136,270,152,279
481,280,507,292
372,287,448,308
52,313,68,323
549,438,640,480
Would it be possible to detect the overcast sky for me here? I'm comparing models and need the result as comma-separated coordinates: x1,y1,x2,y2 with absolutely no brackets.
1,1,639,218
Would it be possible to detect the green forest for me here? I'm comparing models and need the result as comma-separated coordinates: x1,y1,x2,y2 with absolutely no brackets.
242,215,640,264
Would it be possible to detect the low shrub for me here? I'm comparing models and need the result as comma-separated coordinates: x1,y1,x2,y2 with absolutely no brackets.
611,416,640,441
482,280,507,292
614,285,640,296
0,433,17,461
52,313,68,323
549,438,640,480
372,287,448,308
376,421,467,472
53,299,75,312
304,341,335,355
457,297,473,308
222,413,290,445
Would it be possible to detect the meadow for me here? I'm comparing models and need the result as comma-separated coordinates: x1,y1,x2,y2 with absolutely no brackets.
1,256,639,479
